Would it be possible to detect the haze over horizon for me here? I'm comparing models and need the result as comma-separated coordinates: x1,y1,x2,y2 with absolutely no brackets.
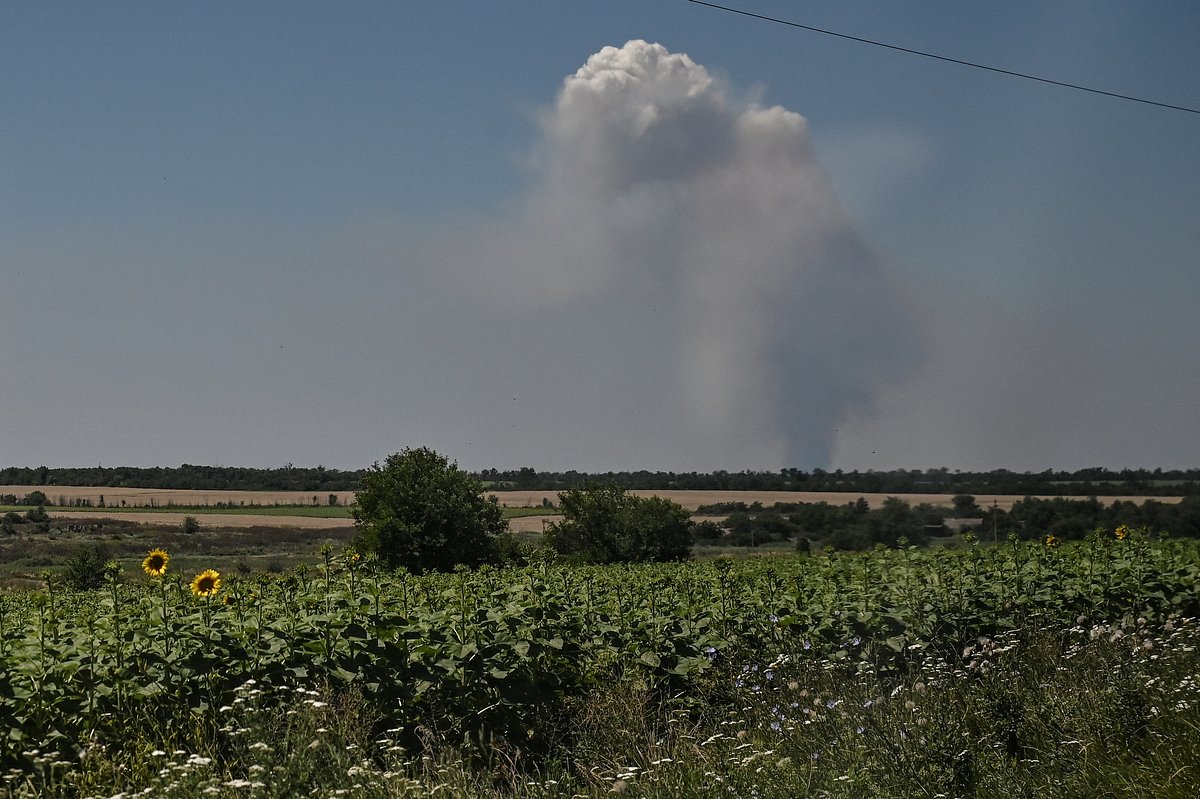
3,3,1198,473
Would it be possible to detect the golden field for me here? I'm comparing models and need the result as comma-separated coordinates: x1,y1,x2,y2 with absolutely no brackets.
2,485,1183,531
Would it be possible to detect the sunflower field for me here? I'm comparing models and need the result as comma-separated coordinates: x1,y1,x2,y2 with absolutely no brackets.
2,529,1199,798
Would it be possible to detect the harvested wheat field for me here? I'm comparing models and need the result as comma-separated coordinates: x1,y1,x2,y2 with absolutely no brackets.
3,486,1183,530
489,489,1185,512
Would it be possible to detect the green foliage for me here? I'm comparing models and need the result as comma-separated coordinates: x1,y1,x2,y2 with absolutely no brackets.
24,504,49,523
11,463,1200,499
352,447,506,572
546,482,693,564
703,497,938,549
0,531,1198,797
697,492,1200,551
180,515,201,535
475,465,1200,496
23,491,49,507
0,464,361,492
693,520,724,541
952,493,982,516
61,543,112,590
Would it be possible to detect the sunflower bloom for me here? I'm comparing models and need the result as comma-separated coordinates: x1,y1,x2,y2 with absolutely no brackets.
1044,535,1058,548
142,548,169,577
1115,525,1129,540
191,569,221,598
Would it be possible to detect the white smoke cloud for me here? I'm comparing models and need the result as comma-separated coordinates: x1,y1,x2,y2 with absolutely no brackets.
425,40,920,469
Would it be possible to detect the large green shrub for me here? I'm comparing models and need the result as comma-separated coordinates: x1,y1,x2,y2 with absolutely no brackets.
352,447,506,572
62,542,112,590
546,482,693,564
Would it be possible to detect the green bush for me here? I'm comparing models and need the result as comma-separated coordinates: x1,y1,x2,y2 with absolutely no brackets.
352,447,506,572
546,482,693,564
62,543,111,591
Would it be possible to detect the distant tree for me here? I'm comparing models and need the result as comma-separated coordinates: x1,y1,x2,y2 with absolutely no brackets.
952,494,981,517
825,525,871,551
693,520,723,541
546,482,693,564
864,497,926,546
25,505,49,524
722,512,758,547
63,543,112,591
181,516,201,535
352,447,506,572
23,491,48,507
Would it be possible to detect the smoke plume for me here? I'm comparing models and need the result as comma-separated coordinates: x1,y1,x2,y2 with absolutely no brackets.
436,41,919,469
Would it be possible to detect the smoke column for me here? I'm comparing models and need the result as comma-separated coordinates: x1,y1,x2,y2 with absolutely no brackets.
448,41,919,468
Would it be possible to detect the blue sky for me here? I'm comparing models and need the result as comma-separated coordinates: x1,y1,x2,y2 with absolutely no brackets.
3,2,1198,472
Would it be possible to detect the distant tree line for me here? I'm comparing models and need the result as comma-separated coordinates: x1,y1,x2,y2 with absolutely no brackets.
3,464,1198,497
0,464,362,492
696,497,948,550
478,466,1200,496
982,495,1200,543
694,494,1200,550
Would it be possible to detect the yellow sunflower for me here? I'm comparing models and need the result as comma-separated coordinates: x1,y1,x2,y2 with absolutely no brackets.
142,548,169,577
190,569,222,598
1044,535,1058,548
1115,525,1129,540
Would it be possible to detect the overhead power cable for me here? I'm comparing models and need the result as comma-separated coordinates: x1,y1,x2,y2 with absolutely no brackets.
686,0,1200,115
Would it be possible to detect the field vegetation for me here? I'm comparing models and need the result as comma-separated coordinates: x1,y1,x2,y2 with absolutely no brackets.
4,463,1198,497
3,452,1199,796
0,517,356,588
1,527,1198,798
0,505,554,522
